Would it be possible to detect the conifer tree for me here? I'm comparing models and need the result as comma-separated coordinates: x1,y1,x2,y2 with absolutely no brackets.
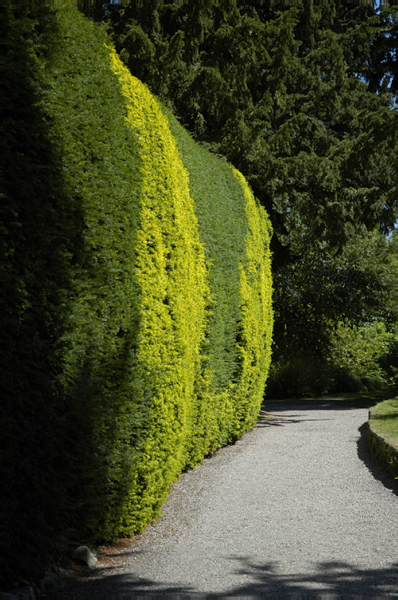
105,2,397,262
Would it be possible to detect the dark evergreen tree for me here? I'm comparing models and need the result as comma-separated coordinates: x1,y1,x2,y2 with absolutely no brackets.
103,2,397,259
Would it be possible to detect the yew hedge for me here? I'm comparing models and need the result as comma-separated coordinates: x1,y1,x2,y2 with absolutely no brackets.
0,5,273,583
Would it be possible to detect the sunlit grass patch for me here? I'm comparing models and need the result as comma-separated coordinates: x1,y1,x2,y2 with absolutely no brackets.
369,398,398,449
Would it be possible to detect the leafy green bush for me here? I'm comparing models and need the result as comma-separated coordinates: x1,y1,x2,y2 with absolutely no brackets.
378,339,398,384
330,321,397,389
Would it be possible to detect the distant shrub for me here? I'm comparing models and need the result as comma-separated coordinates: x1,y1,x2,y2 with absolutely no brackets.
265,321,397,399
330,321,397,389
378,338,398,384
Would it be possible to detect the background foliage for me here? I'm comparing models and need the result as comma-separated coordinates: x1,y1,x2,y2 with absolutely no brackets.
267,230,398,397
103,2,397,254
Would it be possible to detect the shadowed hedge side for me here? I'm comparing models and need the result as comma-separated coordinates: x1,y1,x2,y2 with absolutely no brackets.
1,6,79,581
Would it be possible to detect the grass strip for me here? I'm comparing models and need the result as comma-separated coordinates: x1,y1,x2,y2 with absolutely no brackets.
369,398,398,448
368,398,398,478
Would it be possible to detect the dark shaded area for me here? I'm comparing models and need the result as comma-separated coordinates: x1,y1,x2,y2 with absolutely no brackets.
371,414,398,420
0,7,143,583
263,385,398,410
0,6,81,582
54,558,398,598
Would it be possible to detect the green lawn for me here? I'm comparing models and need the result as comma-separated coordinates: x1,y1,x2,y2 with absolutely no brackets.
369,398,398,450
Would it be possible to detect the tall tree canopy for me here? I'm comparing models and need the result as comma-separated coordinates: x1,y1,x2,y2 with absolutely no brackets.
102,2,397,267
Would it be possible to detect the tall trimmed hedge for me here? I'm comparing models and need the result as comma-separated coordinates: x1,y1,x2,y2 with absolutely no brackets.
1,5,272,583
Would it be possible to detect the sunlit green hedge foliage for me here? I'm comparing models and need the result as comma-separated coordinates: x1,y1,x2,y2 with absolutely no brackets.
1,5,272,582
163,108,273,463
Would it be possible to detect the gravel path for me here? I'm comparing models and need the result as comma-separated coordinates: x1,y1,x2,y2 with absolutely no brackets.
62,402,398,598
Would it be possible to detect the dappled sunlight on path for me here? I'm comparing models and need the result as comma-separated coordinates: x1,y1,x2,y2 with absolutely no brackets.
58,559,398,597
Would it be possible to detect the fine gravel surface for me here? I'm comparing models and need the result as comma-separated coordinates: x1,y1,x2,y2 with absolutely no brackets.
60,402,398,598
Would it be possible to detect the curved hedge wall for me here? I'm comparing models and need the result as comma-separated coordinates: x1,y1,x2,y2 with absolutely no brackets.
0,5,272,583
163,107,273,465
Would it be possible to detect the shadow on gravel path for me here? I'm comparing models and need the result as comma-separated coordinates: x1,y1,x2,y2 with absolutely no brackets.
56,559,398,598
256,401,363,429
